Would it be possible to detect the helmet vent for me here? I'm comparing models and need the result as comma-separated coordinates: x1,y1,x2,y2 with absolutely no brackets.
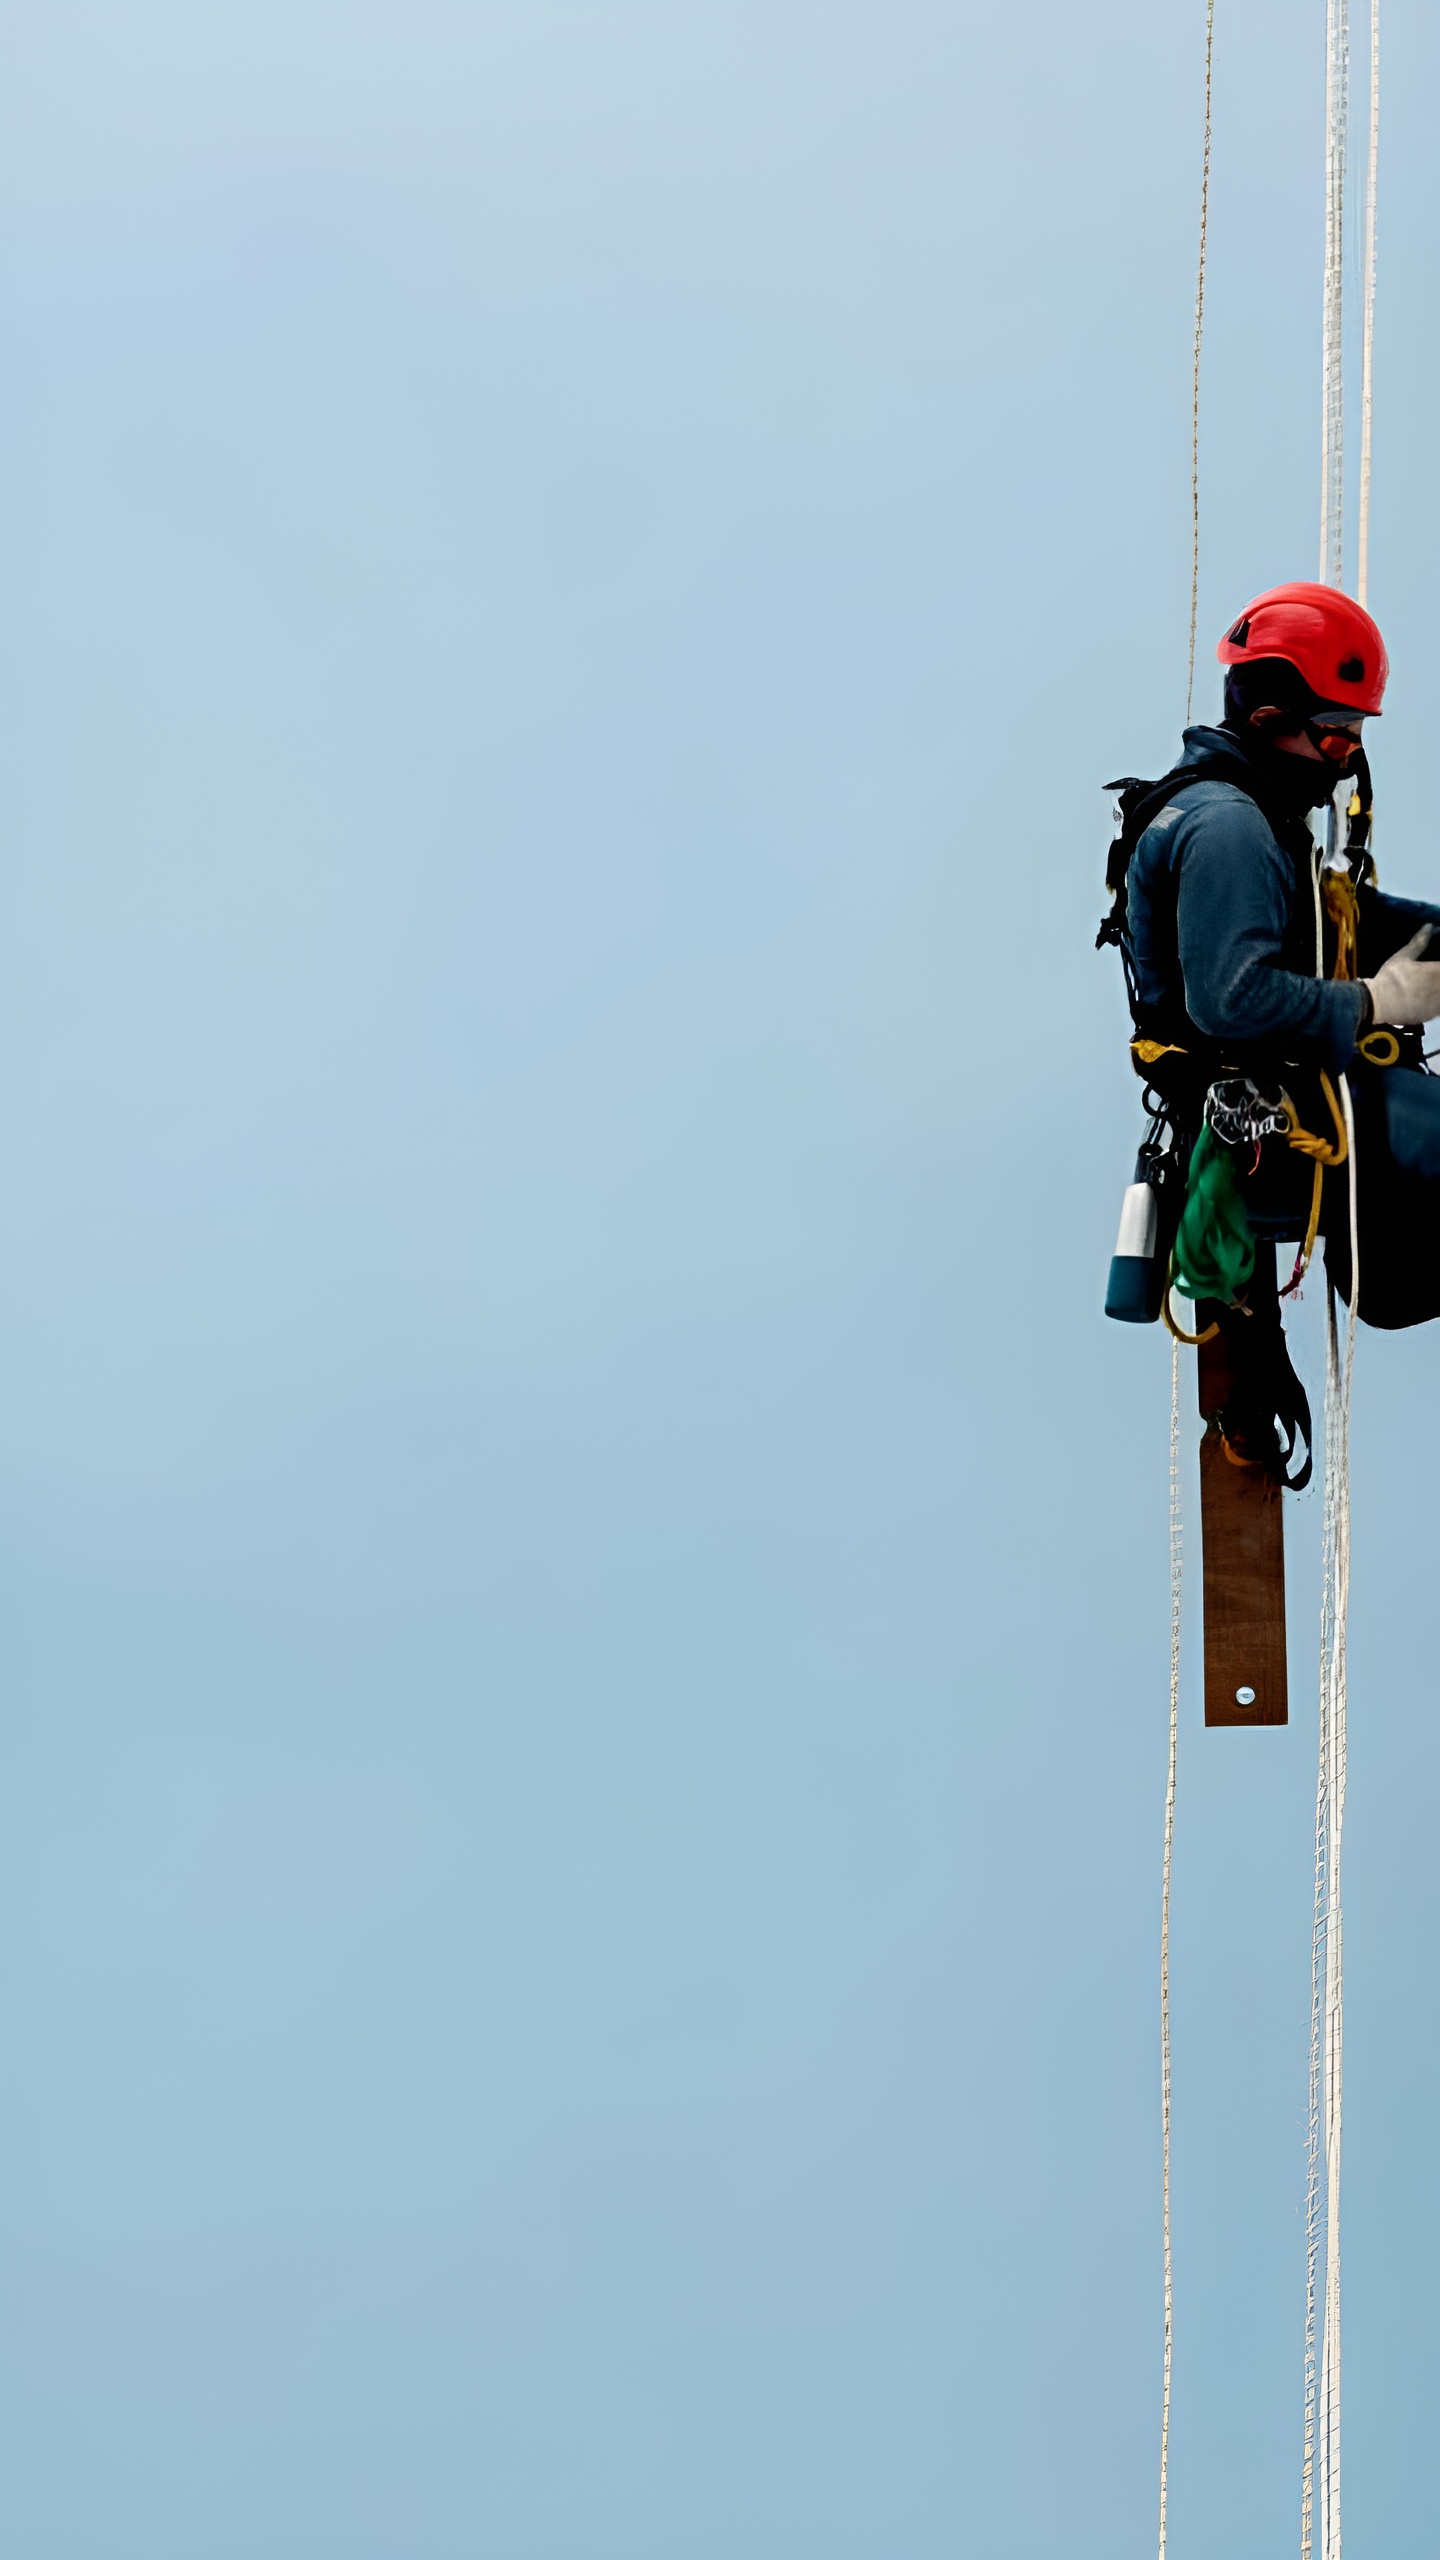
1229,617,1251,644
1338,655,1365,682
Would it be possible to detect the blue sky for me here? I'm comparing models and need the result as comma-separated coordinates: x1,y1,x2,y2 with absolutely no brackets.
0,3,1437,2552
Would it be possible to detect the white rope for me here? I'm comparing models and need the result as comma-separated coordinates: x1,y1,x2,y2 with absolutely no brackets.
1356,0,1379,608
1158,1335,1181,2560
1157,21,1219,2530
1303,1085,1358,2560
1184,0,1216,725
1320,0,1349,585
1303,0,1373,2534
1301,1325,1333,2560
1311,841,1326,980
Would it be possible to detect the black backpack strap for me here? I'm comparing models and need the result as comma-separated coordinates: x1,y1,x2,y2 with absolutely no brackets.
1096,768,1196,953
1095,749,1289,957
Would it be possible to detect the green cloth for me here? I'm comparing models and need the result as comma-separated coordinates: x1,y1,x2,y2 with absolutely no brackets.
1171,1125,1255,1303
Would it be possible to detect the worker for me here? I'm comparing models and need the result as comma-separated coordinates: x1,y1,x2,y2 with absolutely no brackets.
1101,583,1440,1461
1123,583,1440,1079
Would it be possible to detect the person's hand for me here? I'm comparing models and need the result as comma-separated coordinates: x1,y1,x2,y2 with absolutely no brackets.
1364,927,1440,1026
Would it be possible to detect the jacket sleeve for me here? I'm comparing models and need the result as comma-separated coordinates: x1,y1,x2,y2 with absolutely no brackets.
1172,792,1367,1070
1358,886,1440,971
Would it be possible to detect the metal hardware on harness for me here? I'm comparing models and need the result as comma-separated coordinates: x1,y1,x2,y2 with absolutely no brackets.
1204,1077,1290,1149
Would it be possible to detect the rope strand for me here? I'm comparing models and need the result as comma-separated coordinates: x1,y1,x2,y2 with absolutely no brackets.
1160,18,1218,2535
1304,2,1366,2536
1356,0,1379,606
1320,0,1349,584
1304,1091,1357,2560
1185,0,1216,724
1158,1335,1181,2560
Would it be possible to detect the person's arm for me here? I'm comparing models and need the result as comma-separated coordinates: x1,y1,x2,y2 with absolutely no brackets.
1358,886,1440,970
1173,794,1367,1069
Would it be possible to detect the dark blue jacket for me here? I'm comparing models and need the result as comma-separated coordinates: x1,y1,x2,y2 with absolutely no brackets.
1127,726,1440,1073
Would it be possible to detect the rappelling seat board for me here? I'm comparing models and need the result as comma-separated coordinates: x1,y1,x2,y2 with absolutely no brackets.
1198,1331,1288,1726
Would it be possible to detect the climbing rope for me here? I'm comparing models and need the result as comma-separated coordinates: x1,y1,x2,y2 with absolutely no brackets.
1158,18,1222,2545
1303,1093,1358,2560
1320,0,1348,584
1302,3,1375,2540
1184,0,1216,724
1321,0,1379,602
1157,1335,1181,2560
1357,0,1379,608
1158,20,1221,2542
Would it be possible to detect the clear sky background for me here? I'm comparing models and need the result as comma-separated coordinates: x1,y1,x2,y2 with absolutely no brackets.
1,3,1437,2553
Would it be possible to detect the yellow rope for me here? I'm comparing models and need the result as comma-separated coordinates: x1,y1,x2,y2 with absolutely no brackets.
1321,869,1360,984
1281,1071,1349,1285
1284,1071,1349,1166
1161,1274,1219,1347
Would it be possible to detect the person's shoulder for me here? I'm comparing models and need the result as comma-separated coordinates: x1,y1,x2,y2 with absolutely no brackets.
1134,775,1262,855
1158,777,1277,850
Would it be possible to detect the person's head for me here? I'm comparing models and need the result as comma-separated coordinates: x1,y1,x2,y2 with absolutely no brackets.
1216,581,1387,768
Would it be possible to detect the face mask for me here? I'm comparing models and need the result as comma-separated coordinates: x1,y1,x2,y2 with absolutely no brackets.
1242,733,1347,813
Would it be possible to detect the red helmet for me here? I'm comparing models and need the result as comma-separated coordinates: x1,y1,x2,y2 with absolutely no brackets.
1216,580,1388,716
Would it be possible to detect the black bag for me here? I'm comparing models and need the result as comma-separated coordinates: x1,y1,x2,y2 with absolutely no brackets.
1323,1064,1440,1330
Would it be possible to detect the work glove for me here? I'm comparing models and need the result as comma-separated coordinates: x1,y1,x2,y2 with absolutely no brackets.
1363,926,1440,1026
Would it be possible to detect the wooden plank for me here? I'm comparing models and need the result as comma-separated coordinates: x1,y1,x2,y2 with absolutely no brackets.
1198,1428,1288,1726
1193,1278,1290,1727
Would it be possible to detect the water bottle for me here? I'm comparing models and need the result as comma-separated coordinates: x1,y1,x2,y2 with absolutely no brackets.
1105,1164,1163,1323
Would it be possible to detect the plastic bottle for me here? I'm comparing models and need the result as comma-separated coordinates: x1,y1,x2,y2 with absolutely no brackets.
1105,1164,1163,1322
